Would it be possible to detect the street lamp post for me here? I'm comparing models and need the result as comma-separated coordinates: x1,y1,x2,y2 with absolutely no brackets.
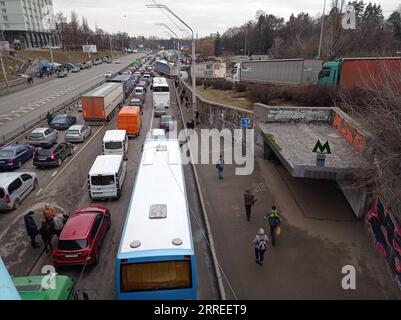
317,0,327,59
147,3,196,113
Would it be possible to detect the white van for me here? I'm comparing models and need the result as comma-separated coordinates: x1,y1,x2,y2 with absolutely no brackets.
102,130,128,159
88,155,127,200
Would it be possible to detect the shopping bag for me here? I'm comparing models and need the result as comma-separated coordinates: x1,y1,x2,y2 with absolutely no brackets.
276,226,282,236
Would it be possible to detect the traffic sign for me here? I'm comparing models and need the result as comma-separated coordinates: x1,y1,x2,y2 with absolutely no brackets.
313,140,331,154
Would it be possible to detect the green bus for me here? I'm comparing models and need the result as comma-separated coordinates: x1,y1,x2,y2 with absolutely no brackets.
12,275,89,300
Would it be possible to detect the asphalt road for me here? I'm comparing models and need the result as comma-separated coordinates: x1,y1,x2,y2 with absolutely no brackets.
0,78,219,300
0,53,144,138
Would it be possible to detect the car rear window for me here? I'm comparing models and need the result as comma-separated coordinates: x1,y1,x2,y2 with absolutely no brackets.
91,175,115,185
105,141,122,150
135,89,143,93
36,149,52,156
0,150,14,158
30,132,44,139
161,116,172,121
67,130,79,135
52,115,66,122
58,239,88,250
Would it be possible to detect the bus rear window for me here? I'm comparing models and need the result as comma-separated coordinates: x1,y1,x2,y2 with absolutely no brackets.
91,175,115,185
153,86,169,93
120,260,192,292
105,141,123,150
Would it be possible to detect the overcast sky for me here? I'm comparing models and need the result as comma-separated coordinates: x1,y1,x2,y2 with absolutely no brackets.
53,0,401,38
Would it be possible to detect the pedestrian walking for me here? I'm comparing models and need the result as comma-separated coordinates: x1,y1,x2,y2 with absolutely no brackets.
185,97,191,112
216,154,224,179
40,220,53,253
42,203,57,222
253,228,269,265
195,109,200,124
46,112,53,125
264,206,281,247
244,189,257,221
23,211,40,248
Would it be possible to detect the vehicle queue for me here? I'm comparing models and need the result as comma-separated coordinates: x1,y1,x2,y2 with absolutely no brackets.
0,55,197,300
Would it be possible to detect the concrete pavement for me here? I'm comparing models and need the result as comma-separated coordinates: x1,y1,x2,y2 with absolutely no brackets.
176,85,401,300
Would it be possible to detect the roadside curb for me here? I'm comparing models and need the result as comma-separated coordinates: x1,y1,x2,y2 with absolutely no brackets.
173,81,227,300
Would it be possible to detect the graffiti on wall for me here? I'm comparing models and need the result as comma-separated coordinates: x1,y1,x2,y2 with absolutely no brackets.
365,195,401,290
332,113,366,152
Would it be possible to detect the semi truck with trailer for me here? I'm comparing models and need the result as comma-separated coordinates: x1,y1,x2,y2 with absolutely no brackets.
154,59,179,78
317,57,401,90
228,58,323,86
82,82,124,123
107,74,134,98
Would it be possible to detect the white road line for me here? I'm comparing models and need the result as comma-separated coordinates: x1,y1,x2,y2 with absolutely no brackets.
51,170,58,177
150,105,155,128
44,125,105,192
35,188,43,196
81,183,87,191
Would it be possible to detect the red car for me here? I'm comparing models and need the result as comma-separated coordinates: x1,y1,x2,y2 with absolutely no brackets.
52,206,111,266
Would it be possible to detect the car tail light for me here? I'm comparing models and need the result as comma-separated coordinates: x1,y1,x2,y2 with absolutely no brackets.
7,159,13,164
116,179,120,191
50,149,55,160
5,194,10,204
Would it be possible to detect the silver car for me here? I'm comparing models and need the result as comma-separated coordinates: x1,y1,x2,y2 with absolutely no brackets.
154,105,166,117
28,127,58,147
0,172,38,211
65,125,91,143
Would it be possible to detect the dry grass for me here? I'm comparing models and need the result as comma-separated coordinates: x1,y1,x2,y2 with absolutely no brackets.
21,49,124,64
196,86,253,110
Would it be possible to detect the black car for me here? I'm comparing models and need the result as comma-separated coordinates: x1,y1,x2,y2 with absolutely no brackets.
33,142,74,168
50,114,76,130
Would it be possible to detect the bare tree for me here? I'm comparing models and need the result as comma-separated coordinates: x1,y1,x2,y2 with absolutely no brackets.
339,70,401,217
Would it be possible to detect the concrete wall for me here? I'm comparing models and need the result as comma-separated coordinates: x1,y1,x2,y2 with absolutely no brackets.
180,80,253,131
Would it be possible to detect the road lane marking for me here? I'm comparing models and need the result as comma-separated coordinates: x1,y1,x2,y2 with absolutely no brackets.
150,104,155,128
35,188,43,196
51,170,58,177
44,125,105,192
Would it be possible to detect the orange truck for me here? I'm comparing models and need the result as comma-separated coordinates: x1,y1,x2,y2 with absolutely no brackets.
117,106,141,137
82,82,124,122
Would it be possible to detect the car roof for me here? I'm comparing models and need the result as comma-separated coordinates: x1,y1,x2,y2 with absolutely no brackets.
1,144,23,151
103,129,126,141
60,213,97,240
0,172,35,186
68,125,85,130
31,128,48,133
89,155,123,175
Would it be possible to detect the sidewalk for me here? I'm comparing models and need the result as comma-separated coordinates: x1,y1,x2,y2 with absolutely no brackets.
177,89,401,299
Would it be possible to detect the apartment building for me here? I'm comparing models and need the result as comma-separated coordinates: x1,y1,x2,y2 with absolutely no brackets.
0,0,58,49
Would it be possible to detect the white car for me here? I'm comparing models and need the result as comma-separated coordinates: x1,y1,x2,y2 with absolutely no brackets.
114,60,121,64
105,72,112,78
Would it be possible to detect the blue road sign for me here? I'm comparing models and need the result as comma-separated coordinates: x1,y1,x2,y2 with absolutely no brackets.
240,118,250,128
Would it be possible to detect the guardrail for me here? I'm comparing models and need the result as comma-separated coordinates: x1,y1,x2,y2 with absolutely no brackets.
0,78,27,90
0,60,146,147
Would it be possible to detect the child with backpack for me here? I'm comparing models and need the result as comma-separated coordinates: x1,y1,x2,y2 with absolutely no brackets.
253,228,269,265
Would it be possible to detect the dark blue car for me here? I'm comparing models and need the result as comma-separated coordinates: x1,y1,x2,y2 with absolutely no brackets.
0,144,35,170
49,114,76,130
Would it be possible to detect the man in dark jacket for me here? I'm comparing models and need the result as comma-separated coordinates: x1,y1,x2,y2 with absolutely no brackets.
244,189,256,221
23,211,40,248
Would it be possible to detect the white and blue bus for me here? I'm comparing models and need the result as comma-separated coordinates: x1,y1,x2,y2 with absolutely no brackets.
115,139,197,300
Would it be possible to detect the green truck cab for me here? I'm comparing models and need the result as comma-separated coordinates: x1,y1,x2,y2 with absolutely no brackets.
12,275,88,300
317,61,340,85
